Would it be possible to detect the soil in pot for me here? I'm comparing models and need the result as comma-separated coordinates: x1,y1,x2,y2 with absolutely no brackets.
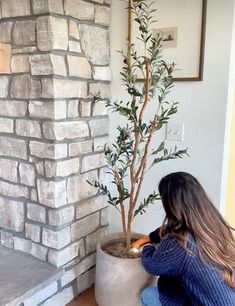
103,239,141,259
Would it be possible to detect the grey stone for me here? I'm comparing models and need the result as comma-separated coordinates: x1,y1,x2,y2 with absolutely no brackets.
80,101,91,117
37,179,67,208
0,181,29,198
14,237,48,261
68,100,79,118
95,5,111,26
11,75,41,99
0,136,27,160
65,0,94,20
0,197,24,232
16,119,42,138
42,227,71,249
80,24,110,65
27,203,46,223
43,121,89,140
25,222,41,243
93,66,111,81
48,240,84,267
41,78,87,99
48,206,75,226
93,100,108,116
69,140,93,156
76,195,108,219
94,136,108,151
0,22,13,43
77,267,95,294
0,76,9,98
19,163,36,187
82,153,106,172
101,208,109,226
45,158,80,177
71,212,99,241
13,46,37,54
89,118,109,137
0,118,14,133
67,170,98,204
37,16,68,51
30,54,67,76
30,188,38,202
0,100,27,117
29,100,67,120
68,40,81,53
90,83,110,98
0,158,18,183
24,281,58,306
67,55,91,78
30,141,67,159
0,231,14,249
32,0,64,14
69,20,80,40
40,286,74,306
11,54,30,73
13,21,36,46
1,0,31,18
86,227,108,253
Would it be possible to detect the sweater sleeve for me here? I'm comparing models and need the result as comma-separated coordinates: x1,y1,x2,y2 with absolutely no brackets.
141,237,190,277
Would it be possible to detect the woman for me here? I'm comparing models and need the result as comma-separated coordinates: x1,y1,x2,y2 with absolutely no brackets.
133,172,235,306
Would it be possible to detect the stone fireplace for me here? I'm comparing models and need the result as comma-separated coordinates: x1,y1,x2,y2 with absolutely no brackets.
0,0,110,302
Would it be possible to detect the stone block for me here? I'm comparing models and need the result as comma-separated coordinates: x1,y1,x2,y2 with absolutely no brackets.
48,206,75,226
0,181,29,198
71,212,99,241
80,24,110,65
0,22,14,43
93,100,108,116
11,55,30,73
0,158,18,183
86,226,108,253
40,286,74,306
37,16,68,51
89,118,109,137
90,83,110,99
30,141,67,159
42,121,89,140
1,0,31,18
30,54,67,76
69,20,80,40
32,0,64,14
0,100,27,117
48,240,84,267
0,197,24,232
16,119,42,138
76,195,108,219
68,40,81,53
25,222,41,243
29,100,67,120
0,118,14,133
77,267,95,294
68,100,79,118
67,56,91,78
80,101,91,117
37,179,67,208
94,136,108,151
81,153,106,172
13,21,36,46
14,237,48,261
60,254,96,287
42,227,71,249
13,46,37,54
19,163,36,187
69,140,93,156
27,203,46,223
24,281,58,306
93,66,111,81
11,75,41,99
0,76,9,98
0,231,14,249
65,0,94,20
101,207,109,226
45,158,80,177
95,5,111,26
41,78,87,99
0,136,27,160
67,170,98,204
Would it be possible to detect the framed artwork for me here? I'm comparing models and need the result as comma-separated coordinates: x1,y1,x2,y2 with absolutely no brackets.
128,0,207,81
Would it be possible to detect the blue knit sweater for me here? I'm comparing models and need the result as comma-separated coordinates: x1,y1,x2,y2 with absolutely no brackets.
141,229,235,305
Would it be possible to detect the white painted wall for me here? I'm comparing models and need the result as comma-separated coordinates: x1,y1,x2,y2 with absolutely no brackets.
108,0,235,234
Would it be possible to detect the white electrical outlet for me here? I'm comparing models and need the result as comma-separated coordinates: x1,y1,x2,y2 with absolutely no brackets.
166,123,184,141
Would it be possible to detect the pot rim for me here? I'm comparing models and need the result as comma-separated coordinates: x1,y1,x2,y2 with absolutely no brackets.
96,232,143,262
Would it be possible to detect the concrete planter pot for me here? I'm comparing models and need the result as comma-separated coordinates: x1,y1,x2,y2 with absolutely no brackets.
95,232,156,306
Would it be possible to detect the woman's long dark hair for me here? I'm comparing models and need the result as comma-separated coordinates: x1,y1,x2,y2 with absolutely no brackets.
158,172,235,289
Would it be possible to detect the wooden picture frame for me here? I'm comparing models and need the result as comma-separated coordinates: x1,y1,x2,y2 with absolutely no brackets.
128,0,207,82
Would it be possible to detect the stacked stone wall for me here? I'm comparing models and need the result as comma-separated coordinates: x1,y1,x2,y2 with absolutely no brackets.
0,0,111,299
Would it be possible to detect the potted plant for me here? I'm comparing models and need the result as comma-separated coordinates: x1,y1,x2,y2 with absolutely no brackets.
89,1,188,305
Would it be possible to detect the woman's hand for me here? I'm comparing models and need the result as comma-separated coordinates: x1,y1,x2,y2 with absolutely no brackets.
131,235,152,249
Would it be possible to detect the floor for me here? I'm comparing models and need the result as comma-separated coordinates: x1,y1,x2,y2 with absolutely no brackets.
68,287,97,306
